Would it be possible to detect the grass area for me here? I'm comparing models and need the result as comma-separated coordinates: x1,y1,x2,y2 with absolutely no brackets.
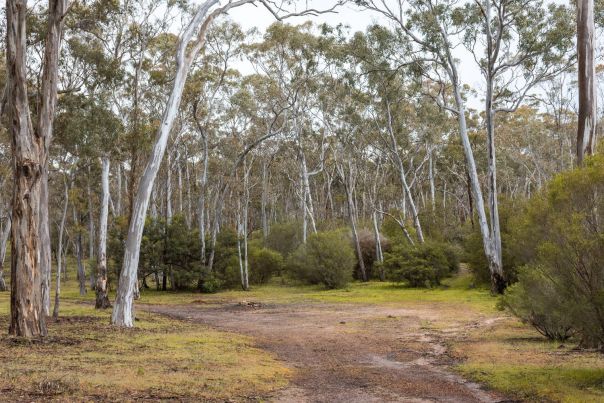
0,283,289,401
3,267,604,401
130,272,498,314
452,318,604,402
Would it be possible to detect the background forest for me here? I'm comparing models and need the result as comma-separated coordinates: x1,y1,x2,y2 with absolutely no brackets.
0,0,603,399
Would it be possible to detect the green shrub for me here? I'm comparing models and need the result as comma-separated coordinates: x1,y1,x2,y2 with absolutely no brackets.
501,155,604,347
286,231,355,289
265,222,302,257
381,241,458,288
249,247,284,284
355,228,390,280
499,265,574,341
463,200,520,286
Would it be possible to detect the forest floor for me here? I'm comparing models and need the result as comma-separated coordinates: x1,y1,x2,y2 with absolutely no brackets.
1,272,604,401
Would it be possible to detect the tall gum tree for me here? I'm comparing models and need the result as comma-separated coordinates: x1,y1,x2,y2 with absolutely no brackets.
111,0,342,327
577,0,597,163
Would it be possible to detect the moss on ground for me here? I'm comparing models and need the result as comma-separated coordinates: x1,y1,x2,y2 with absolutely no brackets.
2,269,604,401
0,288,289,401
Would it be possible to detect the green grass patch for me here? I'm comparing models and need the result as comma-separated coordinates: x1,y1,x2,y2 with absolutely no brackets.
0,286,289,401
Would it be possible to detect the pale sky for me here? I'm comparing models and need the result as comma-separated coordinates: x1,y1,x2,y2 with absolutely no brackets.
226,0,485,108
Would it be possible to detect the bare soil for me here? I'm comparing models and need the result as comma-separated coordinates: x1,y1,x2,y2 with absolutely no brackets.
143,301,512,403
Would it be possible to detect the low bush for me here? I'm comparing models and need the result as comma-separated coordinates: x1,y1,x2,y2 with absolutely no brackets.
286,231,355,289
265,222,302,257
355,229,390,280
381,241,459,288
501,155,604,347
463,200,520,286
249,247,284,284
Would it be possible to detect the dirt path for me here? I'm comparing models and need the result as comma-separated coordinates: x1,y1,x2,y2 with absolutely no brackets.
142,301,509,403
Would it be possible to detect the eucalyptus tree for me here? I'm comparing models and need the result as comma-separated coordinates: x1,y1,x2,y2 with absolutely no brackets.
577,0,597,164
6,0,71,338
112,0,342,327
456,0,574,287
354,0,560,292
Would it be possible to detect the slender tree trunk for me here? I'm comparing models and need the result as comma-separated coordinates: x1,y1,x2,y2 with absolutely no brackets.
38,0,68,320
372,211,385,281
40,174,51,316
0,216,11,292
577,0,597,164
116,163,122,216
428,147,436,211
7,0,47,338
112,1,222,327
166,153,173,224
87,173,96,289
73,207,86,295
386,102,424,243
261,161,269,239
197,127,209,288
52,178,69,319
96,158,111,309
452,77,504,292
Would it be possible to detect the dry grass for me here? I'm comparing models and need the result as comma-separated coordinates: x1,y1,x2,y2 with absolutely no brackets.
450,316,604,402
0,289,289,401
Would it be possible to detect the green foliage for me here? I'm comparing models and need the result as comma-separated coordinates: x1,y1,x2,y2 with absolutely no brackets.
499,265,573,341
381,241,459,288
211,229,241,290
249,246,284,285
264,222,302,257
463,200,520,286
354,229,391,280
286,231,355,289
501,155,604,347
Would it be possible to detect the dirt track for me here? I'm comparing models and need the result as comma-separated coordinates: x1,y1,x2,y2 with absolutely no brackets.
143,301,509,403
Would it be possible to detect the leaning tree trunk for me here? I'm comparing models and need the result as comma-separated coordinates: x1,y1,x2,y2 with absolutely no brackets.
451,75,504,293
52,178,69,319
0,216,11,292
577,0,597,165
96,158,111,309
7,0,47,338
111,0,222,327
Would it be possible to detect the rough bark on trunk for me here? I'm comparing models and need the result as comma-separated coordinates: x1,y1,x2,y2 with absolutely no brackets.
7,0,47,338
96,158,111,309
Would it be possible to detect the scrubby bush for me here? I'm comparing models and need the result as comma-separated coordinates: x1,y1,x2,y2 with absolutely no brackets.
463,200,520,286
501,155,604,347
286,231,355,289
381,241,459,288
499,265,574,341
249,246,284,284
355,229,390,280
265,222,302,257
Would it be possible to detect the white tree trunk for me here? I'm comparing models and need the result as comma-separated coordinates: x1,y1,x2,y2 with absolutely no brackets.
112,0,221,327
96,158,111,309
577,0,597,164
52,178,69,319
386,102,424,243
0,216,11,292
